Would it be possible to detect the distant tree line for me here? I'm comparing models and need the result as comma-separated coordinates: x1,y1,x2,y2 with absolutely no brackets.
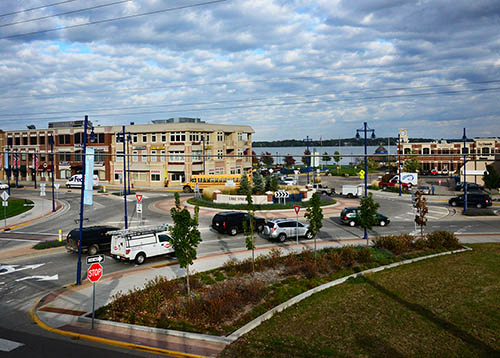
252,137,435,147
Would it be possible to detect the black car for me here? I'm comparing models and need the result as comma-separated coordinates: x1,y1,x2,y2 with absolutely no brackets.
66,225,119,255
448,193,492,208
455,182,484,192
339,207,390,227
212,211,266,236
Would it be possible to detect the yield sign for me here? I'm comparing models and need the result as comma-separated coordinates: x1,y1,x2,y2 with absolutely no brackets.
294,205,300,215
136,194,143,203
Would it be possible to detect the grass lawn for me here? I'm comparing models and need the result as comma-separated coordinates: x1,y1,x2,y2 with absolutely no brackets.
0,199,34,220
220,243,500,358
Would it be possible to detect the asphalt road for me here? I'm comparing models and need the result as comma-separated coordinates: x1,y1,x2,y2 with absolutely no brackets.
1,183,499,356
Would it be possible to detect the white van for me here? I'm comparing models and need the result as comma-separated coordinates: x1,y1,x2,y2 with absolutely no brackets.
110,225,174,264
65,174,99,189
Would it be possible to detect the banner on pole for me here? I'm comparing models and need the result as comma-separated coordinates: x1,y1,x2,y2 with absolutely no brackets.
84,148,95,206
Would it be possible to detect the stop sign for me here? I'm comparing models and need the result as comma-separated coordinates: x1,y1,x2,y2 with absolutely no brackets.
88,263,103,283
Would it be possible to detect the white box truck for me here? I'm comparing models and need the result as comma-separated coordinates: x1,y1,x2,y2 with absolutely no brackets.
65,174,99,188
390,172,418,186
342,184,363,198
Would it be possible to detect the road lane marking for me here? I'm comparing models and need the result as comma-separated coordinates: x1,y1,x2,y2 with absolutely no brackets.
8,231,58,236
0,237,42,242
0,338,23,352
0,264,45,276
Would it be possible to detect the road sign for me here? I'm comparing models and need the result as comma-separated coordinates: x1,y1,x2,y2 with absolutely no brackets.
359,169,365,179
40,191,46,197
294,205,300,215
55,183,60,190
1,191,9,201
274,190,290,198
87,263,103,283
137,203,143,214
2,201,7,207
136,194,143,203
86,254,105,265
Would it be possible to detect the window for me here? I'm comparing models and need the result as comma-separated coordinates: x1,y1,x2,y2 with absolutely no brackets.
238,133,243,141
95,151,106,162
422,148,429,154
60,169,71,179
217,132,223,141
142,134,148,143
169,151,184,162
133,134,138,143
482,147,490,154
59,152,71,161
215,167,224,174
217,149,223,159
74,133,82,144
151,150,157,162
158,234,170,243
58,134,71,145
203,133,210,144
132,150,138,162
75,151,82,162
151,173,161,182
22,137,28,145
114,172,122,181
170,131,186,142
132,172,147,181
39,135,45,145
141,150,147,162
192,150,202,161
116,151,124,162
7,137,13,146
462,147,469,154
15,137,20,145
40,154,46,161
404,148,411,154
30,137,37,145
161,133,167,142
160,150,165,162
189,133,200,142
21,153,26,161
171,173,183,181
151,134,157,142
97,133,105,143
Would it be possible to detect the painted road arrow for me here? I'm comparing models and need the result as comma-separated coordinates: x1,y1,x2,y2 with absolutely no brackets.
15,274,58,282
0,264,45,276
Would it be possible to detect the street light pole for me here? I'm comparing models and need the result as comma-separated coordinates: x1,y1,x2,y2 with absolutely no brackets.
355,122,376,242
117,126,129,229
6,147,11,195
76,116,89,286
463,128,468,212
398,133,402,197
303,136,312,184
49,135,56,212
126,134,131,195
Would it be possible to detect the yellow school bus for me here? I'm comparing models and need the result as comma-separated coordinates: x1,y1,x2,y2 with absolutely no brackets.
183,174,242,193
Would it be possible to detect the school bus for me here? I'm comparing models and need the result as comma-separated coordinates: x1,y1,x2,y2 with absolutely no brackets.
182,174,242,193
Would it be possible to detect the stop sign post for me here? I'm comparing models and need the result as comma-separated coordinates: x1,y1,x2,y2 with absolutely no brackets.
87,263,103,329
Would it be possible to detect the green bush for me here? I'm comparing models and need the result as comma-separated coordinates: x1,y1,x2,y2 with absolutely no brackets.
356,246,373,263
373,234,414,255
426,231,460,249
340,246,357,266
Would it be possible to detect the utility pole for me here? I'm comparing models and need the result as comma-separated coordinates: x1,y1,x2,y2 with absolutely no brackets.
303,136,313,184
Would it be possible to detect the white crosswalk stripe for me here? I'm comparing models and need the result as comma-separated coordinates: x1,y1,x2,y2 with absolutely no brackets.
0,338,23,352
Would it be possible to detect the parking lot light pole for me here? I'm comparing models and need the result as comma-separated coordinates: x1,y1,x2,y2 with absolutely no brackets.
77,116,89,286
355,122,375,241
49,135,56,212
116,127,129,229
6,146,11,195
463,128,468,212
398,133,402,197
127,134,131,194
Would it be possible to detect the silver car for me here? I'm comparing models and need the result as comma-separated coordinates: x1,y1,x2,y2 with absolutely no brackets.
263,219,313,242
0,181,8,190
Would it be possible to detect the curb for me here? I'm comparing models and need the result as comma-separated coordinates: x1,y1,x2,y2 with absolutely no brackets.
0,197,64,232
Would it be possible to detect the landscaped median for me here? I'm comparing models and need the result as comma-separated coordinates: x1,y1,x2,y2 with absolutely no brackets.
89,231,486,355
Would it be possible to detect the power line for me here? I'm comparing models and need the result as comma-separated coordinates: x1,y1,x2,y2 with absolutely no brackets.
1,86,499,123
1,79,499,117
0,0,81,18
0,0,227,40
0,0,132,28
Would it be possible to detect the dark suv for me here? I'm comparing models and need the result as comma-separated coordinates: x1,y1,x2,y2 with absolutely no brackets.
212,212,266,236
448,193,492,208
66,226,119,255
339,207,390,227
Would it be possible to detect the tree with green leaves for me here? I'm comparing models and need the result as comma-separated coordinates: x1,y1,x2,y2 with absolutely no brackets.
403,157,421,173
270,175,279,191
304,193,323,257
283,154,295,168
322,152,331,168
169,192,202,297
333,151,341,172
260,152,274,166
358,193,380,243
302,149,311,167
483,164,500,189
253,171,265,194
239,172,251,195
243,191,256,273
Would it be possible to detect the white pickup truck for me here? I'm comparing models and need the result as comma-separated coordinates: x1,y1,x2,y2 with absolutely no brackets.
342,184,363,198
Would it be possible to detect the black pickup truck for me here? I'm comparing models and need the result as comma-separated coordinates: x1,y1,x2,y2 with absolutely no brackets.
212,212,266,236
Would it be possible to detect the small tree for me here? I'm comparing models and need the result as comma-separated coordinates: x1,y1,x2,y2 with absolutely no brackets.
333,151,341,172
261,152,274,166
284,154,295,168
265,175,271,192
243,191,256,273
414,191,428,238
302,149,311,167
358,193,380,242
403,157,421,173
322,152,331,168
483,164,500,189
304,193,323,258
239,172,251,195
170,193,202,297
270,175,279,191
253,171,265,194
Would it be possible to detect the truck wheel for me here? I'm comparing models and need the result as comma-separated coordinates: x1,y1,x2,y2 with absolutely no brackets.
349,221,356,227
230,227,238,236
278,233,287,243
347,193,353,198
88,244,98,256
135,252,146,265
183,186,192,193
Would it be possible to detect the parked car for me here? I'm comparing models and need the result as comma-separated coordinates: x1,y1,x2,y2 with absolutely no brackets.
0,181,8,190
280,177,297,186
430,169,439,175
418,185,431,195
212,211,266,236
455,182,484,192
448,193,492,208
66,225,120,255
339,207,390,227
262,218,313,242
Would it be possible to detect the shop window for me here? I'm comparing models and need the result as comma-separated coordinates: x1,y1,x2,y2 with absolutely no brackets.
22,137,28,145
15,137,20,145
30,137,37,145
39,136,45,145
482,147,490,154
151,173,161,182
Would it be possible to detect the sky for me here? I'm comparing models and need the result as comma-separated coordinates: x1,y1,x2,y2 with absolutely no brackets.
1,0,499,141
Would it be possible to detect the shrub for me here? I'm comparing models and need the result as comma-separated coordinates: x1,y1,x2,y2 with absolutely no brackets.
426,231,460,249
373,234,414,255
413,237,429,250
356,246,373,263
340,246,357,266
325,249,343,270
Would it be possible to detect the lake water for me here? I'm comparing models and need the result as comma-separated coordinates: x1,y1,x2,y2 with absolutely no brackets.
253,146,397,166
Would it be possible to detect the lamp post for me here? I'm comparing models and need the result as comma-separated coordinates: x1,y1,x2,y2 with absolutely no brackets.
462,128,468,212
303,136,312,184
6,146,11,195
126,133,132,195
49,135,56,212
355,122,376,241
116,126,129,229
398,133,402,197
76,115,95,285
